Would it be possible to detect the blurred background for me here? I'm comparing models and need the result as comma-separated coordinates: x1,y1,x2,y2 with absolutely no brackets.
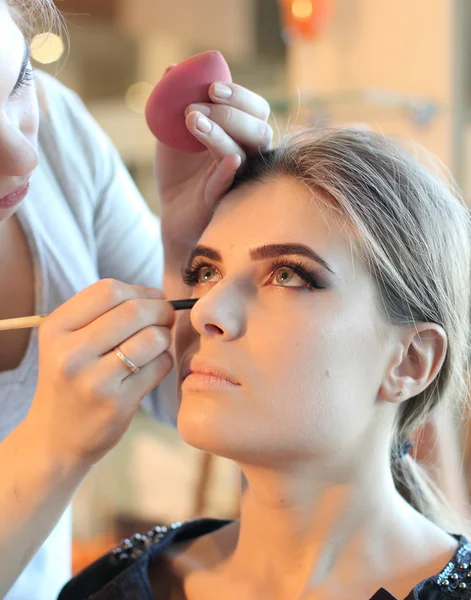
35,0,470,573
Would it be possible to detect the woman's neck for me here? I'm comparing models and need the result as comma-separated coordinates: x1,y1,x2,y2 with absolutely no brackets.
219,457,457,599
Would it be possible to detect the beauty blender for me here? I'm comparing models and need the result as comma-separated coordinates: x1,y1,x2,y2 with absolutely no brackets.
145,50,232,153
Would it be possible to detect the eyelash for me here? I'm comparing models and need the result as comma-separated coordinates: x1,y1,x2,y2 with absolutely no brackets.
181,258,325,291
12,68,35,97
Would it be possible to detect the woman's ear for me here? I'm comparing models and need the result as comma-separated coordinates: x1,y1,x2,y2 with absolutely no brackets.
380,323,447,404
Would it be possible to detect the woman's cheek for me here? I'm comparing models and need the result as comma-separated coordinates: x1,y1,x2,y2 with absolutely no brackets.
22,87,40,140
174,314,195,365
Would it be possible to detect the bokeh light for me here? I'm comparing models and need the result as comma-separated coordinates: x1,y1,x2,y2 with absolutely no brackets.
31,33,65,65
291,0,314,20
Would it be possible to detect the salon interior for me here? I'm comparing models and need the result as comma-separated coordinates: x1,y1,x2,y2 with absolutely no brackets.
38,0,471,574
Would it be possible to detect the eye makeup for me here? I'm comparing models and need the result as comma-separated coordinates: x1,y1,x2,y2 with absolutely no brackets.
12,67,34,97
181,257,326,291
11,36,32,97
267,259,326,290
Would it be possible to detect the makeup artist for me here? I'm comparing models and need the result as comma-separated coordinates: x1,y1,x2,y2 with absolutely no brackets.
0,1,273,598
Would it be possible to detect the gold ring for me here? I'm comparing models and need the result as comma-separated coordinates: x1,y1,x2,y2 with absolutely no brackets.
115,348,140,374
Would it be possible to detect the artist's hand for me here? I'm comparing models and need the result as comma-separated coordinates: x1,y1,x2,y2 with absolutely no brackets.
28,280,174,466
155,74,272,266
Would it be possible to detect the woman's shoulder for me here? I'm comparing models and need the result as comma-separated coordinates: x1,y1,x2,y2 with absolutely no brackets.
32,70,137,223
404,534,471,599
58,518,232,600
35,70,90,132
34,70,117,186
59,523,471,600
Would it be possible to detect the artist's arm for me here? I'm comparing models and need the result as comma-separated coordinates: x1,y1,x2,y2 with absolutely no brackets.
89,146,178,422
0,280,173,597
0,414,89,597
41,75,175,422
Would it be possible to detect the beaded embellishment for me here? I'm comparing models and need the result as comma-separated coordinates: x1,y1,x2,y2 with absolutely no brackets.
110,521,183,566
436,543,471,594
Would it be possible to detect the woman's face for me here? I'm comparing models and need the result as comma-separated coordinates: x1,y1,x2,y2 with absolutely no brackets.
0,2,39,221
175,176,399,467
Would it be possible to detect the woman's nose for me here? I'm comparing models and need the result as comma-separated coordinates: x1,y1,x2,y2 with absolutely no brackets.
191,281,246,341
0,115,39,177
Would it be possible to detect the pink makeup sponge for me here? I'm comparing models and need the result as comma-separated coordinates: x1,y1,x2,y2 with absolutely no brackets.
145,50,232,153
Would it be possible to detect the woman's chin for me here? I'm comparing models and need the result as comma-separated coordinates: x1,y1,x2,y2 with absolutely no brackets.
177,405,228,455
176,397,245,460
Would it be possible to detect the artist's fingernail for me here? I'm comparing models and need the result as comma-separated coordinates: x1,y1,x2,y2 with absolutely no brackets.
145,287,164,299
233,155,242,171
213,83,232,99
163,64,176,76
196,113,213,134
186,103,211,118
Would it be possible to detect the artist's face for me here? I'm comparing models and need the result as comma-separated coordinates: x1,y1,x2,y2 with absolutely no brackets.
175,176,397,467
0,2,39,221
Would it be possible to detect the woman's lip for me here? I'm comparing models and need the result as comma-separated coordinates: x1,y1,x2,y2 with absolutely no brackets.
186,369,240,384
182,358,241,386
183,372,240,390
0,182,30,208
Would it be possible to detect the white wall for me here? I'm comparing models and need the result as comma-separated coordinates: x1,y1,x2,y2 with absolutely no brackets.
117,0,256,61
287,0,454,167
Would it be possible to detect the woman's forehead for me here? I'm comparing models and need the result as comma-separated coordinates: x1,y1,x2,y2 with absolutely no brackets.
206,177,356,261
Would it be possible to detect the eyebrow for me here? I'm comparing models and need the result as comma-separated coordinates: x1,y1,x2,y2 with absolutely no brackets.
187,243,336,274
12,36,31,93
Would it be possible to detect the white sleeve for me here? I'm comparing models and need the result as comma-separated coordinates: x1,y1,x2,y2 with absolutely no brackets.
90,121,176,424
36,71,174,424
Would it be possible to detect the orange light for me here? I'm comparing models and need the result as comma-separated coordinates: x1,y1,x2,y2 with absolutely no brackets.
292,0,314,20
279,0,330,41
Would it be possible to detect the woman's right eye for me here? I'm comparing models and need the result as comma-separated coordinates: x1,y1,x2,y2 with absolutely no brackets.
181,263,221,287
197,265,220,284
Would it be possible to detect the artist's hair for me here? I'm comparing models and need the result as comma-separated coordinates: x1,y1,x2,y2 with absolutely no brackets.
5,0,61,39
231,127,471,530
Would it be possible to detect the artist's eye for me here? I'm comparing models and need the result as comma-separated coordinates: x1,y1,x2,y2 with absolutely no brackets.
11,68,35,97
182,261,221,287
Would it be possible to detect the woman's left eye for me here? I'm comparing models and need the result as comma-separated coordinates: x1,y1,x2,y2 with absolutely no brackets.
269,266,313,289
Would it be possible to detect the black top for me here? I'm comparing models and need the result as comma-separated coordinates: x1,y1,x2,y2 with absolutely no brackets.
58,518,471,600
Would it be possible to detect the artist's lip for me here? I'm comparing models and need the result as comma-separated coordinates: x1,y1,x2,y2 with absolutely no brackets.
182,357,241,386
0,182,30,209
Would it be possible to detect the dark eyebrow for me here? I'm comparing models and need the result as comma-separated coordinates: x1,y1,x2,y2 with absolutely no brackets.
187,245,222,264
12,36,30,94
187,243,335,275
250,244,335,274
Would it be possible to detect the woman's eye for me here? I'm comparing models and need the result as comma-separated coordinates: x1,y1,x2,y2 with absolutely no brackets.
271,266,307,288
181,262,222,287
197,265,220,284
11,68,35,97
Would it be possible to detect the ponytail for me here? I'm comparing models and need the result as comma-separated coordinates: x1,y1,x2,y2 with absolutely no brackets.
392,453,468,534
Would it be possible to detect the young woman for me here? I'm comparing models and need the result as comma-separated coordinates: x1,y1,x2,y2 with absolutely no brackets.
61,128,471,599
0,1,272,597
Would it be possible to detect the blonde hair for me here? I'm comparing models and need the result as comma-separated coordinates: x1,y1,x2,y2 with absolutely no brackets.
6,0,61,39
232,127,471,529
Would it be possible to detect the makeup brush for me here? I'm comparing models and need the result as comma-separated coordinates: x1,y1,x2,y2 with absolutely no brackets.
0,298,198,331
